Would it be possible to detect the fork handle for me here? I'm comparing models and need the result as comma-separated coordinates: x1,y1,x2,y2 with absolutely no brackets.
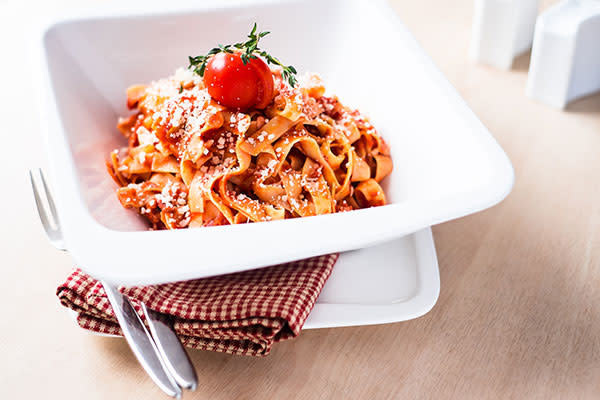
141,303,198,390
102,282,182,398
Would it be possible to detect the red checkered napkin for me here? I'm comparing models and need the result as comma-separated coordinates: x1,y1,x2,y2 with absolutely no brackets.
56,254,336,356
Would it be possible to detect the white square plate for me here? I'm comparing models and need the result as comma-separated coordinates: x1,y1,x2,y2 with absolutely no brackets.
70,227,439,331
305,227,439,329
39,0,512,285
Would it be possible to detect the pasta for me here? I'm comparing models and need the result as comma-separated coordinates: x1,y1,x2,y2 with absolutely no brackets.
107,67,393,230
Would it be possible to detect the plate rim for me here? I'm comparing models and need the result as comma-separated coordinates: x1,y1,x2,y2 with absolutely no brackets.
304,227,439,329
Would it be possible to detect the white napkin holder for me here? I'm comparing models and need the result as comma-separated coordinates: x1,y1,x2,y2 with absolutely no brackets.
526,0,600,108
470,0,540,69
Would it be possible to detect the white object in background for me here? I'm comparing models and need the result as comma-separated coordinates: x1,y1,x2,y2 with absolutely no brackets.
527,0,600,108
470,0,540,69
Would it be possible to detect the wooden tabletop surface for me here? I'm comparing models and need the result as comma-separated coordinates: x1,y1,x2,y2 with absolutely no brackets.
3,0,600,398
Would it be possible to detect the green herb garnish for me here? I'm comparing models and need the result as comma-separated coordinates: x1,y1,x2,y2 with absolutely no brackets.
188,23,298,87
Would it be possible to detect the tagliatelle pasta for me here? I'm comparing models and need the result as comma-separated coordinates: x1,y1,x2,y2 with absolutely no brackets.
107,68,393,230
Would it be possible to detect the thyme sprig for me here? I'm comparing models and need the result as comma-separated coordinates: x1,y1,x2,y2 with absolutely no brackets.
188,23,298,87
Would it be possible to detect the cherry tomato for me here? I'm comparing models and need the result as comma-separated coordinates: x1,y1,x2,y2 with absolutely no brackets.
251,56,274,109
203,52,274,110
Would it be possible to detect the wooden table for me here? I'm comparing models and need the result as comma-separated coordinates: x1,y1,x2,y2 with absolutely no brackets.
2,0,600,398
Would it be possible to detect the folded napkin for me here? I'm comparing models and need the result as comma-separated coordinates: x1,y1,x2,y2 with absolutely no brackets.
57,254,337,356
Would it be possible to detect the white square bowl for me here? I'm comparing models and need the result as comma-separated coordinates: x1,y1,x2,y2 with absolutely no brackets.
39,0,513,285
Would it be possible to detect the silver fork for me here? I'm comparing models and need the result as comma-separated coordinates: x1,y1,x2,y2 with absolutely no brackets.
29,168,197,397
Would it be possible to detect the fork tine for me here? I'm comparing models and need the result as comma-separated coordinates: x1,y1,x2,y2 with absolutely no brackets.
39,169,61,228
29,169,54,234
